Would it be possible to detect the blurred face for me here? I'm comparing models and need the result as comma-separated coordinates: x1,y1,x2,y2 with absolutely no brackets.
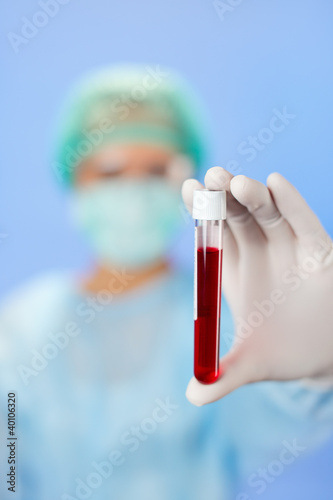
74,143,190,187
70,143,193,270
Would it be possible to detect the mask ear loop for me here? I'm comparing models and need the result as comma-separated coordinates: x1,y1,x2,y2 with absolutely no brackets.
167,155,195,186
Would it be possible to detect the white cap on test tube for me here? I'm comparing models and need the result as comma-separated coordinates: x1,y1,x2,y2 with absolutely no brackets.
192,189,226,220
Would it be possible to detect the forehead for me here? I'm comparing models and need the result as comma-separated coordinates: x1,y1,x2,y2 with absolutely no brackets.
84,143,177,164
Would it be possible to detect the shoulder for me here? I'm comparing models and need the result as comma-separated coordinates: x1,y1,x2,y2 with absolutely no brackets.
0,271,75,338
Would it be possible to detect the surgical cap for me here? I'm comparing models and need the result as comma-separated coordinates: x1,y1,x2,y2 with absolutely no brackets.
52,65,209,185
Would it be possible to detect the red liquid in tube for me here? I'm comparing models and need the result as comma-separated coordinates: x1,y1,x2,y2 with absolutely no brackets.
192,189,226,385
194,246,223,384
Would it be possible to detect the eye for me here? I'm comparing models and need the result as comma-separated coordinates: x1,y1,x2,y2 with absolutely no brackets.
99,170,121,178
148,164,168,177
96,163,124,178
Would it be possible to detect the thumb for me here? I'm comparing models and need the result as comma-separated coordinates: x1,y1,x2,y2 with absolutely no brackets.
186,350,255,406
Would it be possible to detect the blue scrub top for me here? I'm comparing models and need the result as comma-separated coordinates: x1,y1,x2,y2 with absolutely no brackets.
0,269,333,499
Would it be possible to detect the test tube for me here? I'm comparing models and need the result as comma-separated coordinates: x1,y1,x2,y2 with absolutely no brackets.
192,189,226,384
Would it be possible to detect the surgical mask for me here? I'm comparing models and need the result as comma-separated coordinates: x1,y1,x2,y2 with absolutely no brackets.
70,178,182,269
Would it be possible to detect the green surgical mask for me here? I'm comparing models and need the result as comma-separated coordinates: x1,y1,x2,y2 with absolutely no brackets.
70,178,182,269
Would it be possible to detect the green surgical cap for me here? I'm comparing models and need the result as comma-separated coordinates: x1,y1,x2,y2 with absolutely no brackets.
52,65,209,185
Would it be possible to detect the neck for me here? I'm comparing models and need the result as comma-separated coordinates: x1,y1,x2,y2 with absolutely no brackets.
79,259,170,294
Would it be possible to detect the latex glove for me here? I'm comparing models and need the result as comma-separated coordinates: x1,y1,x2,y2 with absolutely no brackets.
182,167,333,405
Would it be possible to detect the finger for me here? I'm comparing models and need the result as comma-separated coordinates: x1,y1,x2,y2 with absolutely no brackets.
267,173,332,259
182,176,238,263
181,178,204,214
186,350,254,406
230,175,294,243
205,167,249,222
205,167,265,247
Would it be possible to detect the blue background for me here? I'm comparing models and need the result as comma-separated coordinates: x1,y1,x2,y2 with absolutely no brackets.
1,1,333,497
1,0,333,297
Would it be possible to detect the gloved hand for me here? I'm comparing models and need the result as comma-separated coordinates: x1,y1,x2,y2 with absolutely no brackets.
182,167,333,406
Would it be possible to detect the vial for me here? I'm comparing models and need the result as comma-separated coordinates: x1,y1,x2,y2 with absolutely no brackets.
192,189,226,384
